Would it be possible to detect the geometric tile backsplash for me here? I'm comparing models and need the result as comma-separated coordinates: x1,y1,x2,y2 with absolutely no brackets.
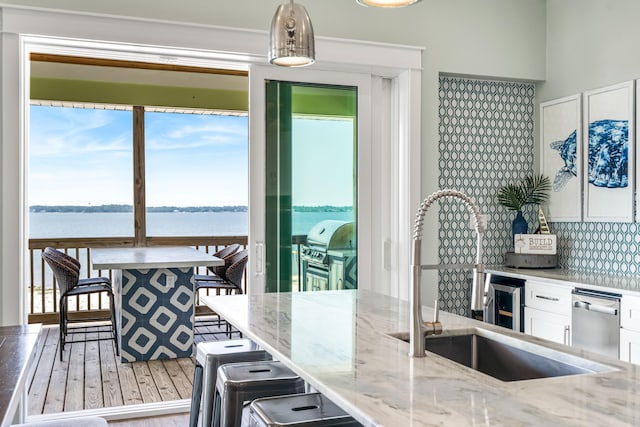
553,222,640,276
439,76,640,316
438,76,536,316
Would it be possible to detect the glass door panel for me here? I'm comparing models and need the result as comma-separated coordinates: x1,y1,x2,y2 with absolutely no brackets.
265,81,357,293
249,65,371,295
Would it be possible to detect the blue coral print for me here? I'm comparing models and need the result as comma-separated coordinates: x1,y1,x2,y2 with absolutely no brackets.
550,119,628,191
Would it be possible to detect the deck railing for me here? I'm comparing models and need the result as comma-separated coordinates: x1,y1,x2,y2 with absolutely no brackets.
27,235,306,324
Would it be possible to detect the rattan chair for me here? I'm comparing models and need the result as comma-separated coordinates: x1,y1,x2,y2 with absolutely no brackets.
42,247,118,361
196,249,248,296
195,250,248,338
194,243,240,283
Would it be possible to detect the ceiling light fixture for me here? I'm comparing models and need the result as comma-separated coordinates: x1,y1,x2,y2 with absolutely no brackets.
356,0,421,7
269,0,315,67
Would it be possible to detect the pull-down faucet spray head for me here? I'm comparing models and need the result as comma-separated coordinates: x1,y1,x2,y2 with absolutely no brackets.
409,189,486,358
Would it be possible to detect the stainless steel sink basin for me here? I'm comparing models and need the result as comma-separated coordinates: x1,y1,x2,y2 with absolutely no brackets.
395,328,615,382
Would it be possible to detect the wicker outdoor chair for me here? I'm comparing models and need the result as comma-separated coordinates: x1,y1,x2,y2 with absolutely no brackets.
194,249,248,337
193,243,240,283
42,247,118,361
196,249,247,296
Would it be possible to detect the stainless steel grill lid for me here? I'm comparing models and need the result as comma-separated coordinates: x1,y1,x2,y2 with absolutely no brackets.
305,220,356,250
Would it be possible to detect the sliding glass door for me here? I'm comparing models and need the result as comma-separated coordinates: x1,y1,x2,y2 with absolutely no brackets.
249,66,371,294
265,81,357,293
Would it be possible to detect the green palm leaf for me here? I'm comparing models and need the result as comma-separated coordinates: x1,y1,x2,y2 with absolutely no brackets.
521,174,551,206
497,184,526,210
497,174,550,211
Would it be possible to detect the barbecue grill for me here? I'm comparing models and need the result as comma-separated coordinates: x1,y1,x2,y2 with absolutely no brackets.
300,220,357,291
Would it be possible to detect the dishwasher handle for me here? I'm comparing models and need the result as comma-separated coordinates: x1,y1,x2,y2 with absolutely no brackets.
573,300,618,316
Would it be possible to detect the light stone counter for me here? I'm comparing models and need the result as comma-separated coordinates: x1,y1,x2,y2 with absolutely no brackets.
92,246,222,270
202,290,640,426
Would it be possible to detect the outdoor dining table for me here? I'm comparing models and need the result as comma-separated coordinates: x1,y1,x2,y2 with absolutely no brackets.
91,246,223,362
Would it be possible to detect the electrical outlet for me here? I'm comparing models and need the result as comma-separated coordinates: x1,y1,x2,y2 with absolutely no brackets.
166,275,176,288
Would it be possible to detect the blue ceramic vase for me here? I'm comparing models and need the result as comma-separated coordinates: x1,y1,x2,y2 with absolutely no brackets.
512,210,528,239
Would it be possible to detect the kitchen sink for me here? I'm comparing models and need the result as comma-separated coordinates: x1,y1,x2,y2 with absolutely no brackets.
394,328,615,382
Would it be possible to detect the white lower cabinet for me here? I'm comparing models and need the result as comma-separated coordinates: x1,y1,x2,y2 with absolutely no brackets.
524,280,572,346
620,328,640,364
620,295,640,365
524,306,571,345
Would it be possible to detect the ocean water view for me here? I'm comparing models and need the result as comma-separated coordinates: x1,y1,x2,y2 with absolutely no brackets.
29,210,354,238
27,210,354,297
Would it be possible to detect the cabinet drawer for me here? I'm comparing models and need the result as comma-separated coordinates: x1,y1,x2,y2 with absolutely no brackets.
621,295,640,331
525,280,572,316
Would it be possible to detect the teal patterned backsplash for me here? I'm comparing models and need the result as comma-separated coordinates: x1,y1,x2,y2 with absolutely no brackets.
439,76,640,317
438,76,536,316
552,222,640,276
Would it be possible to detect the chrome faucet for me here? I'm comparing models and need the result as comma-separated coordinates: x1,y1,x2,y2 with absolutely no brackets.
409,189,486,358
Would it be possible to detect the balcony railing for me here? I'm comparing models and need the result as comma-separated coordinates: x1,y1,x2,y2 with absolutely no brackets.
27,235,306,324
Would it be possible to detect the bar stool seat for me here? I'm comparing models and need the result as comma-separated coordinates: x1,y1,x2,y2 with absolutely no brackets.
248,392,361,426
213,360,306,427
189,339,272,427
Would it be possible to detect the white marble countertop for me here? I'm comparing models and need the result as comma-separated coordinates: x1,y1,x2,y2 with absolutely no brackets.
0,324,42,427
486,266,640,296
91,246,223,270
202,290,640,426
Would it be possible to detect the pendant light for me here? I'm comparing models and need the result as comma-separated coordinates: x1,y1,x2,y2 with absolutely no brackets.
269,0,315,67
356,0,421,7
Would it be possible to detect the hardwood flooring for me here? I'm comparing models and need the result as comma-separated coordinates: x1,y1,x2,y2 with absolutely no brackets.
28,318,239,415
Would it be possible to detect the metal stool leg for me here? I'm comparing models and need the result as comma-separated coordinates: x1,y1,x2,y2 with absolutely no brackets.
189,363,204,427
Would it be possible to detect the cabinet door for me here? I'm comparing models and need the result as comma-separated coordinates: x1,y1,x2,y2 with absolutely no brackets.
524,307,571,345
620,328,640,364
621,295,640,332
329,260,344,290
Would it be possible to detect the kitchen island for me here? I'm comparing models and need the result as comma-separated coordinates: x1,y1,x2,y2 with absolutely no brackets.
201,290,640,426
0,324,42,426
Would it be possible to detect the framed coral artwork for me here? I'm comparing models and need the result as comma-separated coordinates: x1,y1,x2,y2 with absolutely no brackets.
582,81,635,222
540,94,582,221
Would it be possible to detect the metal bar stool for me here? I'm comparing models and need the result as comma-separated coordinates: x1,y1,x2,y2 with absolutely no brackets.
248,392,361,426
213,360,306,427
190,339,272,427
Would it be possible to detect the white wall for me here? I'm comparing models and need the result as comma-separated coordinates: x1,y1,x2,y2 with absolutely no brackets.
540,0,640,102
0,0,546,321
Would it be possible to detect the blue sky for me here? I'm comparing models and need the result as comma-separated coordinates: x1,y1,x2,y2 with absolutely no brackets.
29,106,248,207
29,106,354,207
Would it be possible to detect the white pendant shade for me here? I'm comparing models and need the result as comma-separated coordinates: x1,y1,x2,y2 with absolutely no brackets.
269,2,315,67
356,0,421,7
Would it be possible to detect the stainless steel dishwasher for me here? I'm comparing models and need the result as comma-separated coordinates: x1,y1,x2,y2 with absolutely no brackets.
571,288,621,359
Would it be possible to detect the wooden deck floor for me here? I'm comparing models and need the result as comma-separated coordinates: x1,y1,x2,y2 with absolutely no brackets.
28,319,238,415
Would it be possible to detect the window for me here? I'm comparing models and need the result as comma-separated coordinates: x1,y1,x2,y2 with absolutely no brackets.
28,104,248,239
29,105,133,237
145,111,248,236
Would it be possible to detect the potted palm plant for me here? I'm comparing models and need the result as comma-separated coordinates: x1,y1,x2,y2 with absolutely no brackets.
497,174,551,238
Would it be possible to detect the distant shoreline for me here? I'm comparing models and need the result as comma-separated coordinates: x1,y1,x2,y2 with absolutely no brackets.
29,204,353,213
